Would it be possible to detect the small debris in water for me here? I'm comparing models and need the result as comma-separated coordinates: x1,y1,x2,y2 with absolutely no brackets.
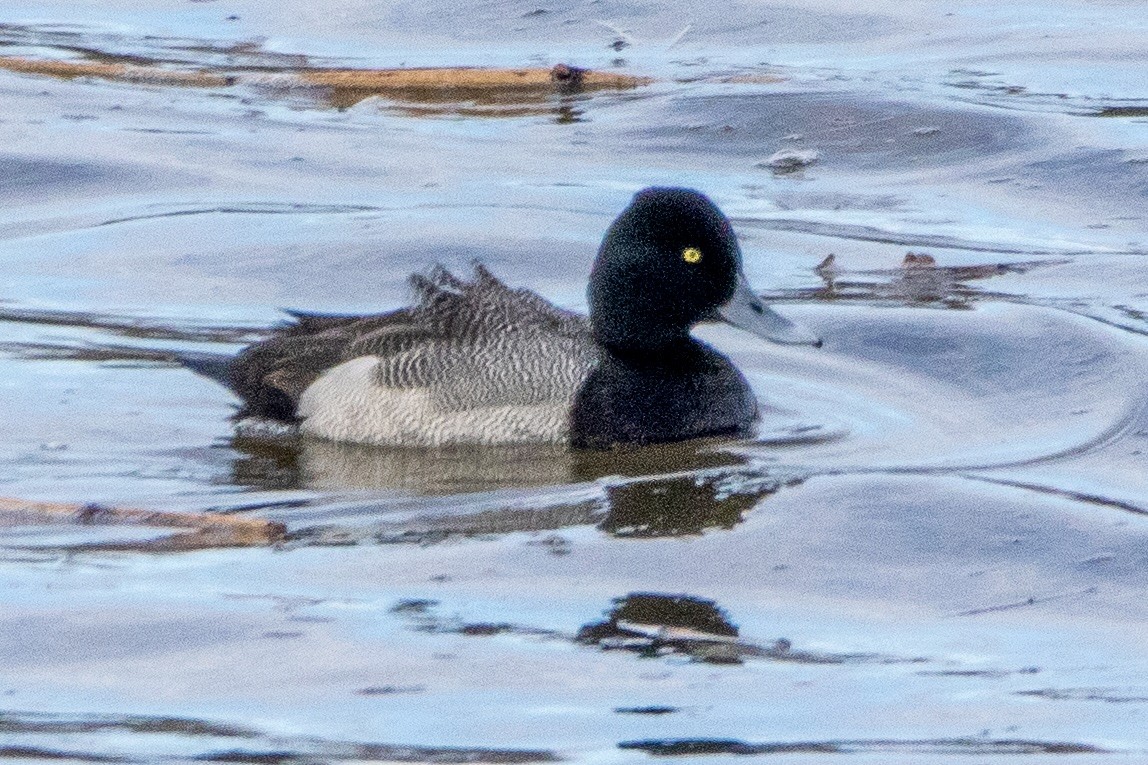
357,685,427,696
902,252,938,268
757,149,820,175
261,631,304,640
390,598,440,613
528,533,572,555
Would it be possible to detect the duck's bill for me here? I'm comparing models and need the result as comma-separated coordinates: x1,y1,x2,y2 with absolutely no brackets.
716,275,822,347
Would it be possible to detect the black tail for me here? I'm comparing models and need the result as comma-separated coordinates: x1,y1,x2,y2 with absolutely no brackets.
176,350,236,388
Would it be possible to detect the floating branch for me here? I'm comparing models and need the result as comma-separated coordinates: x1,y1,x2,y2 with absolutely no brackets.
0,56,651,96
0,56,233,86
0,496,286,551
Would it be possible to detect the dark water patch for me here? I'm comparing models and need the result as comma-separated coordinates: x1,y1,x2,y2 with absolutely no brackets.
197,753,297,765
0,709,258,737
918,666,1040,679
0,707,559,762
614,706,679,715
1017,688,1148,704
260,630,303,639
617,737,1111,756
390,598,439,614
0,746,133,762
1092,106,1148,118
619,738,837,755
356,684,426,695
629,93,1029,171
0,155,132,200
199,745,557,763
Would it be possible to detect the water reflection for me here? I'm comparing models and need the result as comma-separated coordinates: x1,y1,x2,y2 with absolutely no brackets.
573,592,891,665
326,86,591,122
596,473,768,537
791,252,1061,309
577,593,744,663
238,442,790,548
229,435,752,495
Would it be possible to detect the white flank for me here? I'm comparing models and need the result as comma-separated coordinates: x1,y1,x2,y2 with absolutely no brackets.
297,356,571,447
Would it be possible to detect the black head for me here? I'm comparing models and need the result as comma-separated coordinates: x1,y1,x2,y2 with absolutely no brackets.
588,187,743,352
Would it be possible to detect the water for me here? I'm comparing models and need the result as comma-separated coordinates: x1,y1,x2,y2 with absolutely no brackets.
2,0,1147,761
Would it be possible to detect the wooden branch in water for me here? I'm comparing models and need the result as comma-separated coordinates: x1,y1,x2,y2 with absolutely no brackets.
0,57,233,86
294,64,650,92
0,496,286,550
0,56,650,94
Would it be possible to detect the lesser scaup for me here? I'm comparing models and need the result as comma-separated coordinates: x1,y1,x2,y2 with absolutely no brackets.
217,187,820,448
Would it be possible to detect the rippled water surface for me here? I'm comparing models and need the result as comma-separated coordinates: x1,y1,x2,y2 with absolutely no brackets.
2,1,1147,761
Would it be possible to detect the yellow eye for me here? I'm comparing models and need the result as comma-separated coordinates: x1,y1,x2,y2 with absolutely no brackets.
682,247,702,264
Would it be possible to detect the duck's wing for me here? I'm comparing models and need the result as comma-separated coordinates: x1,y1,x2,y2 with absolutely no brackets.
367,265,597,409
373,328,599,410
228,265,592,422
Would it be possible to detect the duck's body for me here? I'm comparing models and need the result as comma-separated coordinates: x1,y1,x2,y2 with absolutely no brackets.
217,188,819,449
253,267,600,446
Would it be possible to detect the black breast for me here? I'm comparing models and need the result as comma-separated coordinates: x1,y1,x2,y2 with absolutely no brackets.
569,339,758,449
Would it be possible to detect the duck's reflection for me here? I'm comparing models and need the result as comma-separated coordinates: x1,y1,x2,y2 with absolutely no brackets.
578,593,772,664
231,437,786,543
229,435,750,496
597,474,766,538
388,592,915,667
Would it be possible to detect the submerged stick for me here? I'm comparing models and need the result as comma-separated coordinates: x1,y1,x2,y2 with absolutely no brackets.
0,496,286,550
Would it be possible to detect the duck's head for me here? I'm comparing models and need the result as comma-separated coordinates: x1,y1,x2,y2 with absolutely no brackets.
588,187,821,353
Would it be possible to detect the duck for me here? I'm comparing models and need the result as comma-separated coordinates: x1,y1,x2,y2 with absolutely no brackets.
209,187,821,449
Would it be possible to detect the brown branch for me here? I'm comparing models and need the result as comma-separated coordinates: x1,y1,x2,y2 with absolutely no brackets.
0,497,286,550
0,56,650,94
0,57,232,86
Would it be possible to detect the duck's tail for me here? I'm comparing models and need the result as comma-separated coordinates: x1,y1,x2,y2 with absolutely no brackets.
175,350,236,387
